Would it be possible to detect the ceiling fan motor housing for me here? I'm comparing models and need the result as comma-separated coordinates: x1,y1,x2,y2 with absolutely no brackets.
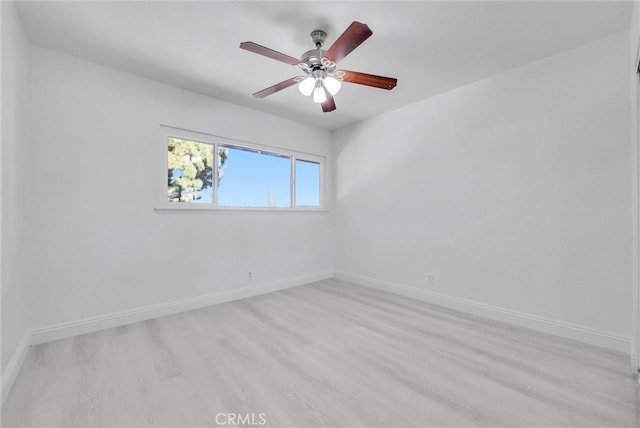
301,49,327,67
300,30,337,74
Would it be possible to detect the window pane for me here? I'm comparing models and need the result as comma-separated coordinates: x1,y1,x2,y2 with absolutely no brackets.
167,137,213,203
218,145,291,207
295,159,320,206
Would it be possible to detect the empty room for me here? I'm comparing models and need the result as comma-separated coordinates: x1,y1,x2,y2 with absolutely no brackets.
2,0,640,426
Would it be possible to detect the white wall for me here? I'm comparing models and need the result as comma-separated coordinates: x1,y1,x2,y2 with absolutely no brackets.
334,31,632,349
1,1,32,376
27,48,333,330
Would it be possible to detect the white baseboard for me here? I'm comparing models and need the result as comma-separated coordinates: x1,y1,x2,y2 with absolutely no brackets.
1,333,30,406
334,271,631,354
30,271,332,346
2,271,331,407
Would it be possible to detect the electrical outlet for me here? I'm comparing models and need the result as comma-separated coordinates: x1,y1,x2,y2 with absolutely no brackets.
248,271,253,280
427,273,434,286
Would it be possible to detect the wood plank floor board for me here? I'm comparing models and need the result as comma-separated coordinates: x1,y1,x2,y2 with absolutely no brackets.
315,281,633,399
223,300,417,427
2,279,638,427
327,284,637,425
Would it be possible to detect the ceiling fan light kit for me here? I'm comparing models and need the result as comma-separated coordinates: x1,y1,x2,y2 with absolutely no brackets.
240,21,397,112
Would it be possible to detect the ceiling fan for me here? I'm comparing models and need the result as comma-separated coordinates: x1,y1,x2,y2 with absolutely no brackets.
239,21,397,113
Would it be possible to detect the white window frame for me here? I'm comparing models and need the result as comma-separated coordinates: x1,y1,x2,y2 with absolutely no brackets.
156,126,327,213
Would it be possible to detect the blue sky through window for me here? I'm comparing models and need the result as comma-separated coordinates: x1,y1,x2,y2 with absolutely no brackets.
295,159,320,206
219,145,290,207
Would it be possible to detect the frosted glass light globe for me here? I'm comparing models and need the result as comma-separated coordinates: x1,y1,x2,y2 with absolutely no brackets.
298,77,315,96
313,84,327,103
323,76,342,95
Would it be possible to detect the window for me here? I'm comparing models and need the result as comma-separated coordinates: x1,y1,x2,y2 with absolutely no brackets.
295,159,320,207
167,137,214,203
161,129,325,211
218,145,291,207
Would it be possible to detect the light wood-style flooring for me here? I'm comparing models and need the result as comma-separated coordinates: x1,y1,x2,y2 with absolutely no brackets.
2,279,639,427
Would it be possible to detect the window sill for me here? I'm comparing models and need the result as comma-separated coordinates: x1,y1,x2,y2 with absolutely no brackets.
155,205,330,214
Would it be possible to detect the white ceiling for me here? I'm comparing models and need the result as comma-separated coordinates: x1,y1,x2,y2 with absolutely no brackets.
15,1,632,130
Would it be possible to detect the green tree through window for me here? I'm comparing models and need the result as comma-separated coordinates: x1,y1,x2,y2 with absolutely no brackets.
167,138,228,202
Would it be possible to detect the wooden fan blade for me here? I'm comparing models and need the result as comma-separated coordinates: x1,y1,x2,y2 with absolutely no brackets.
240,41,300,66
324,21,372,63
253,77,299,98
340,70,397,90
321,88,336,112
